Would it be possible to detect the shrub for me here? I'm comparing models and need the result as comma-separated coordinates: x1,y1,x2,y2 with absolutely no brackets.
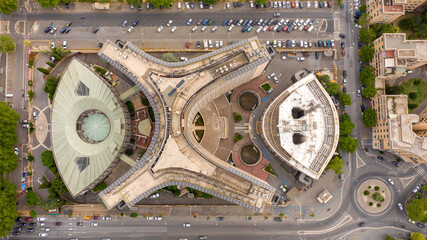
369,202,373,206
93,182,107,192
120,212,124,216
233,133,243,143
27,171,32,176
130,213,138,218
52,53,62,61
94,66,107,75
409,92,417,99
374,186,380,191
28,152,34,161
368,186,371,189
46,61,55,68
364,190,369,195
28,90,34,101
413,79,421,85
38,181,51,189
377,203,381,207
261,83,271,92
372,192,384,202
29,122,34,134
28,60,34,68
125,148,134,156
140,96,149,106
37,67,50,75
30,210,37,218
234,112,242,122
28,80,33,86
126,101,135,113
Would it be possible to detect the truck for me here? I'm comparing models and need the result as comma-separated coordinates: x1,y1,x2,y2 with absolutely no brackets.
203,39,208,50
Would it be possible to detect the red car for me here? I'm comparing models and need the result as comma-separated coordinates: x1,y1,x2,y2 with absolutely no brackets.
268,25,274,31
24,217,33,221
291,1,295,8
92,216,100,220
54,222,63,226
186,42,190,49
196,19,202,25
283,26,289,31
341,49,345,57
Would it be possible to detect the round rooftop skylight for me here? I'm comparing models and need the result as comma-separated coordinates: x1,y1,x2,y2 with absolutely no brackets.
82,112,111,142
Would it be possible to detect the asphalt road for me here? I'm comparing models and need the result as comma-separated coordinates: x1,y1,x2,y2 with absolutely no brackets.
3,1,427,239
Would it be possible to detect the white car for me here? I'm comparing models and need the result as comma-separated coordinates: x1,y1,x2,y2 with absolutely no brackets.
157,26,164,32
166,20,173,27
155,217,163,220
307,1,310,8
219,41,223,47
14,148,19,155
177,2,182,9
150,193,160,198
185,2,190,9
63,41,67,49
228,24,234,32
171,26,177,33
192,26,198,32
186,18,193,26
387,178,394,185
314,0,318,8
262,26,268,32
127,26,134,32
147,216,154,220
397,203,403,211
103,216,112,220
39,222,46,226
37,217,47,221
211,26,217,32
43,227,50,231
256,27,262,33
201,26,207,32
91,222,99,227
50,42,55,48
215,41,219,48
39,233,48,237
226,2,230,8
355,24,362,29
183,223,191,227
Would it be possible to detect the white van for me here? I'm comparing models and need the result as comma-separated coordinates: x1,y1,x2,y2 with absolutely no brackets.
203,39,208,50
307,26,314,32
5,94,13,98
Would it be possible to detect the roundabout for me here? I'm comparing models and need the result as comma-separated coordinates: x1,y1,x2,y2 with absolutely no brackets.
355,178,393,215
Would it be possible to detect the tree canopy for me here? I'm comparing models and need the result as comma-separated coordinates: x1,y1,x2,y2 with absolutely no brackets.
340,114,355,136
0,35,15,53
411,232,426,240
339,137,359,153
360,44,375,62
44,76,60,99
41,150,57,173
51,176,68,194
362,108,378,128
359,66,376,86
0,0,18,15
37,0,60,8
370,23,399,39
385,235,395,240
147,0,173,8
359,28,376,43
339,92,352,106
0,147,19,175
0,177,18,238
25,189,40,206
0,102,19,147
326,156,345,175
406,197,427,221
325,81,339,96
256,0,267,5
361,85,377,98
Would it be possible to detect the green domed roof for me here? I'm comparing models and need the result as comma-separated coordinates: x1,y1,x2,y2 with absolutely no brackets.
83,113,110,142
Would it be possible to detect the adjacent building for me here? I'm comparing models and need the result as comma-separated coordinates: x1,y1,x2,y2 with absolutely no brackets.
371,33,427,81
260,73,340,180
366,0,426,24
372,79,427,164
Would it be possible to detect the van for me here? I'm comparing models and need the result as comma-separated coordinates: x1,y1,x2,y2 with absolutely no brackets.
307,25,314,32
203,39,208,50
180,57,188,61
5,94,13,98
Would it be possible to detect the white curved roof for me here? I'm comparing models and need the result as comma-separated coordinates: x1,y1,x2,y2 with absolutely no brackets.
51,59,126,196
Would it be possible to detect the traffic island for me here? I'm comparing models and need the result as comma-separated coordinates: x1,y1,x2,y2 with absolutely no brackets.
356,179,392,214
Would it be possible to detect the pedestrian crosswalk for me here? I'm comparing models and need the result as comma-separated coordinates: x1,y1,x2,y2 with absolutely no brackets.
413,165,427,181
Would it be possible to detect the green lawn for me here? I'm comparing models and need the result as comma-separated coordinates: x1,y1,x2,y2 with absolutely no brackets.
261,83,271,92
400,78,427,112
264,163,277,176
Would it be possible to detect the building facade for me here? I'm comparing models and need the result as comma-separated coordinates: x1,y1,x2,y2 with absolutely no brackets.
366,0,426,24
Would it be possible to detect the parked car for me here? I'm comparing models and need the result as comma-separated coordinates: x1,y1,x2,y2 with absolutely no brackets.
150,193,160,198
342,70,347,78
341,42,345,50
392,161,399,167
412,186,420,193
84,216,91,220
183,223,191,227
274,217,282,222
76,222,84,226
91,222,99,227
92,216,100,220
166,20,173,27
122,20,128,27
54,222,63,226
24,217,33,221
417,223,425,228
39,233,48,237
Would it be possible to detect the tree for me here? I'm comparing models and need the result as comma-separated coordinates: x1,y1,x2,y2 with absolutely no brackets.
359,4,366,13
415,23,427,39
28,89,34,101
256,0,267,5
24,40,32,47
38,181,51,189
359,66,376,86
411,232,426,240
357,13,369,26
385,84,404,94
371,23,399,38
326,156,345,175
0,102,19,147
201,0,219,4
25,189,40,206
340,114,355,136
0,35,15,53
51,47,69,58
398,18,414,31
325,81,339,96
0,0,18,14
361,85,377,98
147,0,173,8
317,74,330,83
359,28,376,43
130,213,138,218
339,92,352,106
362,108,377,128
360,45,375,62
30,210,37,218
44,76,60,98
41,150,57,173
37,67,50,75
127,0,141,6
385,235,395,240
406,198,427,221
0,177,18,238
93,182,107,192
0,147,19,176
51,176,68,194
37,0,60,8
161,53,179,62
36,198,65,211
339,137,359,153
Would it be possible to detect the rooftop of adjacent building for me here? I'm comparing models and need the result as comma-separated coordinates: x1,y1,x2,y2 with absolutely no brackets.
383,33,427,59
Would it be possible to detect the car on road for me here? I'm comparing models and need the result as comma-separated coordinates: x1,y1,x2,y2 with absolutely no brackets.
132,20,139,27
42,227,50,231
29,222,37,227
392,161,399,167
273,217,282,222
147,216,154,220
63,41,67,49
27,227,35,232
12,231,20,235
157,26,164,32
360,104,365,112
273,12,280,17
341,42,345,50
91,222,99,227
92,216,101,220
19,222,27,227
377,156,383,161
54,222,63,226
14,227,22,231
155,217,163,220
24,217,33,221
187,19,193,26
417,223,425,228
149,193,160,199
387,178,394,185
339,33,346,39
77,222,84,226
216,217,224,221
199,237,208,240
167,20,173,27
122,20,128,27
397,203,403,211
183,223,191,227
39,233,48,237
358,222,365,227
412,186,420,193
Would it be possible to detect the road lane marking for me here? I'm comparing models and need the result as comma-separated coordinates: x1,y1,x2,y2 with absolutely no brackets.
297,215,352,235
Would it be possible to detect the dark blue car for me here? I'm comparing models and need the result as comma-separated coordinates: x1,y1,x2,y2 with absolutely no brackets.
341,42,345,50
202,19,209,25
222,20,228,26
241,27,247,32
358,42,362,49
